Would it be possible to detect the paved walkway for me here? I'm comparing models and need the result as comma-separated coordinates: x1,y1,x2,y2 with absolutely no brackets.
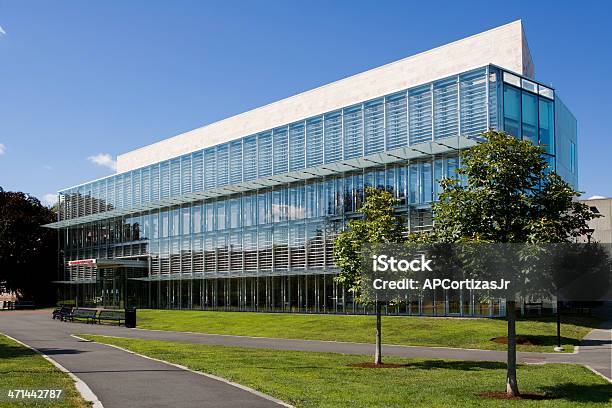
0,310,285,408
1,309,610,407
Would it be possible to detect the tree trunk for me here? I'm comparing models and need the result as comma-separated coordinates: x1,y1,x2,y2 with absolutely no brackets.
506,300,520,396
374,302,382,365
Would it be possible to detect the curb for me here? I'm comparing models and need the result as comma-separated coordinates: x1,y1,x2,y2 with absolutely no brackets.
1,333,103,408
72,334,294,408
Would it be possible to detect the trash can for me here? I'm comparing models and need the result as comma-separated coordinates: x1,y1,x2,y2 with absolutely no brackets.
125,308,136,328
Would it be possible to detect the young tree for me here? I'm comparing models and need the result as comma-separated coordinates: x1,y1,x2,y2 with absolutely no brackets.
431,130,599,396
334,187,405,364
0,188,58,305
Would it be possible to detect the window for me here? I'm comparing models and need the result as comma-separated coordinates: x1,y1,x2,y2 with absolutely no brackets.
192,204,202,234
343,106,363,159
447,156,459,180
141,167,151,203
503,71,521,87
182,207,190,235
216,201,226,230
205,203,215,232
409,85,432,144
385,93,407,149
289,185,305,220
160,163,170,199
257,192,269,225
434,159,444,200
324,112,342,163
538,99,555,154
192,152,203,192
272,189,287,223
229,198,241,228
217,144,229,187
364,99,384,154
538,85,554,99
421,162,433,203
257,132,272,177
433,79,458,140
305,182,317,218
306,117,323,167
503,86,521,137
170,159,180,197
521,92,538,145
161,210,169,238
204,149,216,189
170,208,179,236
180,156,191,194
150,165,159,202
229,141,242,184
273,127,288,174
243,136,257,181
151,212,159,239
289,123,305,171
396,166,407,205
242,194,256,227
409,163,419,204
521,78,537,93
460,69,488,137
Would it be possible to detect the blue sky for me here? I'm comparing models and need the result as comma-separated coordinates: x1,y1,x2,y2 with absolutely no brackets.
0,0,611,205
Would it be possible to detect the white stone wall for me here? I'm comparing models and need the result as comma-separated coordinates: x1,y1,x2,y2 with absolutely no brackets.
580,198,612,243
117,20,534,173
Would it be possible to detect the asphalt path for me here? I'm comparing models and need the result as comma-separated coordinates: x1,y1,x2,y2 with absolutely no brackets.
0,310,286,408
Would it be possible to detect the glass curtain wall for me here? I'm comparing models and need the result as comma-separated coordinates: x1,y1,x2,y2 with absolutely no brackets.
57,65,563,317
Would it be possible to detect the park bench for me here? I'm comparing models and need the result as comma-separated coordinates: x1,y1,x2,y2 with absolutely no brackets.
66,308,98,323
524,302,543,316
97,309,125,325
52,305,72,320
54,305,73,320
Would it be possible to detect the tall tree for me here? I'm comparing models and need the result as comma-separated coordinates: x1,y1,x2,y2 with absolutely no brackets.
334,187,405,364
430,130,599,396
0,188,58,305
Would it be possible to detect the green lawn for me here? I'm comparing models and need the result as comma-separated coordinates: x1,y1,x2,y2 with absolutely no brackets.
0,334,90,408
81,334,611,408
136,309,600,352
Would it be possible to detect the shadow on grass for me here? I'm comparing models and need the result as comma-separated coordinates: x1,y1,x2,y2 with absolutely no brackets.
345,360,507,371
400,360,507,371
493,315,604,329
540,383,612,403
514,335,580,347
0,342,37,359
509,334,611,348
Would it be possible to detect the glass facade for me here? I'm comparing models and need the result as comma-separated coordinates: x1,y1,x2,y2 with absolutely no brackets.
51,65,575,316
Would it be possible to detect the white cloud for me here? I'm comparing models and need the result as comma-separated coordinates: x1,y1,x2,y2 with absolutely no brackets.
42,193,57,207
587,195,607,200
0,26,5,36
87,153,117,171
0,143,5,155
43,165,53,170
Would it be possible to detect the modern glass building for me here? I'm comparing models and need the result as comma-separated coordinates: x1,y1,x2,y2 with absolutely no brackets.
46,21,577,316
